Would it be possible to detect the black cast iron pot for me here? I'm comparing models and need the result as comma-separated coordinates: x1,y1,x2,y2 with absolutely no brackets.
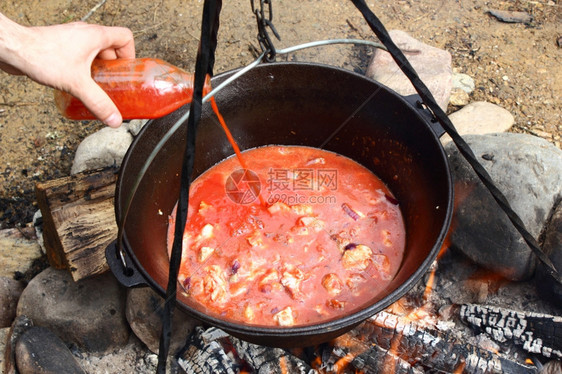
106,62,453,348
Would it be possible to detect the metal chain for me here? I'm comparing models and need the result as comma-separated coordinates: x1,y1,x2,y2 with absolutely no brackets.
251,0,280,62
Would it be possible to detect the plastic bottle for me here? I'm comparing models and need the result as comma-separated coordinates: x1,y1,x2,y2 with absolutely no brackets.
54,58,212,120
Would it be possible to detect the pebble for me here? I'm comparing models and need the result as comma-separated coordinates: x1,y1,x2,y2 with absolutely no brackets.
0,227,42,278
15,326,85,374
0,276,25,328
365,30,452,112
445,133,562,280
452,72,475,93
441,101,514,144
125,119,149,137
125,287,200,354
449,88,470,106
486,9,533,24
16,267,130,352
71,125,133,174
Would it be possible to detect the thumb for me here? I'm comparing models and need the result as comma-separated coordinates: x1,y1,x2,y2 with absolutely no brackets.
75,79,123,127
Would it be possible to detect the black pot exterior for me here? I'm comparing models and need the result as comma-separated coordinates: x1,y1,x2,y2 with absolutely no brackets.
115,62,453,347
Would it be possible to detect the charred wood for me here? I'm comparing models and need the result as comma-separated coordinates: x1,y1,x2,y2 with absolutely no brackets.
177,327,315,374
457,303,562,360
353,311,539,374
177,327,240,374
311,333,424,374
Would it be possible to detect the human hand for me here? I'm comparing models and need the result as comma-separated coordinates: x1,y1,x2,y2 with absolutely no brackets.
0,14,135,127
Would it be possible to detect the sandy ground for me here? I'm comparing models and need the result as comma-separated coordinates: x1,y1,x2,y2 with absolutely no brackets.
0,0,561,228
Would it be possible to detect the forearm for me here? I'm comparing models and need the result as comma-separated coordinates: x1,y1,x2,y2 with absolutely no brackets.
0,12,28,75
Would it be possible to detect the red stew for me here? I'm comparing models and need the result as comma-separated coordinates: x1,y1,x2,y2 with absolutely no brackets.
168,146,405,327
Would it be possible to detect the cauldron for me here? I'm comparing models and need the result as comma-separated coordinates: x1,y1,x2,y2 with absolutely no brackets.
106,62,453,347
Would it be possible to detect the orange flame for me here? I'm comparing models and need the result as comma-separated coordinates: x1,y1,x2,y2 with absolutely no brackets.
453,360,466,373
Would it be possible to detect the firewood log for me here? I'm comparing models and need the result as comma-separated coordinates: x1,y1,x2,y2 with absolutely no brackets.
354,311,539,374
457,303,562,360
35,167,118,281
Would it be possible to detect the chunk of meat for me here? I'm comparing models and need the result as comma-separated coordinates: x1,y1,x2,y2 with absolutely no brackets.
330,230,352,251
198,200,212,215
346,273,367,293
281,266,305,300
244,305,255,322
198,246,214,262
371,253,392,280
290,225,310,236
291,204,313,216
342,244,373,270
267,201,291,214
273,306,296,326
202,265,229,304
327,299,346,309
381,229,393,247
246,230,263,247
322,273,343,296
199,223,214,239
297,216,325,232
258,269,281,293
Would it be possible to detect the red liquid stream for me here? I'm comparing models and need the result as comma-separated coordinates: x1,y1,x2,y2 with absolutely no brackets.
209,96,266,207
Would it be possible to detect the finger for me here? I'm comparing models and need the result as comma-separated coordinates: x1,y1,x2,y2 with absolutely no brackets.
97,48,118,60
100,26,135,60
74,79,123,127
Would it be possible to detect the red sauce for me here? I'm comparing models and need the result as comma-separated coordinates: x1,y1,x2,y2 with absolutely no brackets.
168,146,405,327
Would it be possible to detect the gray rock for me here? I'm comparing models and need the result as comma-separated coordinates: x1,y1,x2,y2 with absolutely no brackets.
71,125,133,174
126,287,200,354
0,227,42,278
535,201,562,308
441,101,514,144
125,119,149,137
16,267,130,352
0,327,9,371
15,326,85,374
4,315,34,374
445,133,562,280
0,276,25,328
366,30,452,112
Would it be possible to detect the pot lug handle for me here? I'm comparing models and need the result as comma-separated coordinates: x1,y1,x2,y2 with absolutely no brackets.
105,240,147,288
403,94,445,139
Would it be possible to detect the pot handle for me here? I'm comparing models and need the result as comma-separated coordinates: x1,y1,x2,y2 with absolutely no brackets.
403,94,445,138
105,240,147,288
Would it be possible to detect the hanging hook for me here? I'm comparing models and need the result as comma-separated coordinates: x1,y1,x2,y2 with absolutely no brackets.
251,0,280,62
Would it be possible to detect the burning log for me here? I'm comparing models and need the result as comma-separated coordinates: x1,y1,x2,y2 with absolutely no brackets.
353,311,539,374
456,303,562,360
177,326,315,374
313,333,424,374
